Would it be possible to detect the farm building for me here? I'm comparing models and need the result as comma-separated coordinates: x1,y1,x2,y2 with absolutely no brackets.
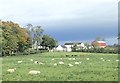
92,41,106,48
64,42,86,52
55,45,67,52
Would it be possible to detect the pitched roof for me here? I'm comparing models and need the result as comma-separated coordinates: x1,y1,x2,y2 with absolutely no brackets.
64,43,74,45
61,45,67,48
64,42,82,45
97,41,106,43
92,41,106,43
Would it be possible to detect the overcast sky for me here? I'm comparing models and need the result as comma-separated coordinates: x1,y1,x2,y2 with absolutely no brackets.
0,0,119,45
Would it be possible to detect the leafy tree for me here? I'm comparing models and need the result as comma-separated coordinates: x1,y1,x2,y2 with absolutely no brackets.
0,26,3,56
48,37,57,50
41,35,57,50
25,24,33,48
25,24,33,43
25,24,44,51
1,21,30,56
95,37,105,41
84,42,90,49
71,44,77,52
32,26,44,50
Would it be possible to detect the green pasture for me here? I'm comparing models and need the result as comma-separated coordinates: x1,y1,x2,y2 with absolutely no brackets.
2,52,119,81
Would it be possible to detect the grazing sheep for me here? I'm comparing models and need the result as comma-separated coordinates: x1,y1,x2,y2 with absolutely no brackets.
59,61,64,64
68,64,73,67
86,58,89,60
39,62,43,65
75,62,79,65
72,58,75,60
116,60,119,62
30,59,33,61
17,61,22,63
60,58,63,60
34,61,39,64
28,70,40,75
52,58,55,60
100,58,103,60
108,60,111,62
7,68,16,73
54,63,57,66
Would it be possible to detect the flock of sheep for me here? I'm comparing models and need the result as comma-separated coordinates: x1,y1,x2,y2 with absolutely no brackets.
6,55,119,75
7,59,42,75
7,68,40,75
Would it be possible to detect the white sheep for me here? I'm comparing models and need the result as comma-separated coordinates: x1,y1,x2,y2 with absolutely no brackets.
108,60,111,62
28,70,41,75
59,61,64,64
34,61,39,64
116,59,119,62
54,63,57,66
52,58,55,60
30,59,33,61
60,58,63,60
39,62,43,65
17,61,22,63
86,58,89,60
100,58,103,60
72,58,75,60
75,62,79,65
7,68,16,73
68,64,73,67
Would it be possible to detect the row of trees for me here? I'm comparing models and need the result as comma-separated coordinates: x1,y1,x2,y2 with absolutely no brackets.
77,47,117,54
1,21,30,56
71,44,118,54
25,24,57,50
1,21,57,56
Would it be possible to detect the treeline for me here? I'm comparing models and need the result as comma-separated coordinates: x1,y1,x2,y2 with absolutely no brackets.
72,46,118,54
0,21,57,56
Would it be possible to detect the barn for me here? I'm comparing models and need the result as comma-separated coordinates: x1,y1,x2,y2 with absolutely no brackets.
92,41,106,48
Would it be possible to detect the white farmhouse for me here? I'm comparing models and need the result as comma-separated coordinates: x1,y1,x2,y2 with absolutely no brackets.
64,42,86,52
64,43,74,52
56,45,67,52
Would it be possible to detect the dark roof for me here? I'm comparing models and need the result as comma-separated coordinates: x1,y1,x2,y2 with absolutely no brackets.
64,42,82,45
61,45,67,48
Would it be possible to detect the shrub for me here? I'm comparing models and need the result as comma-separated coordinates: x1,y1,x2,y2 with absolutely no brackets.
38,49,49,53
30,50,37,54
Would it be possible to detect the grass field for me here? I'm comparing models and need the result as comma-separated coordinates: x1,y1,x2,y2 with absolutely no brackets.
0,58,2,82
2,52,119,81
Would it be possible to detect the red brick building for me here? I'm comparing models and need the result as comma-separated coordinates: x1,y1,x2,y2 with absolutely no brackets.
92,41,106,48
